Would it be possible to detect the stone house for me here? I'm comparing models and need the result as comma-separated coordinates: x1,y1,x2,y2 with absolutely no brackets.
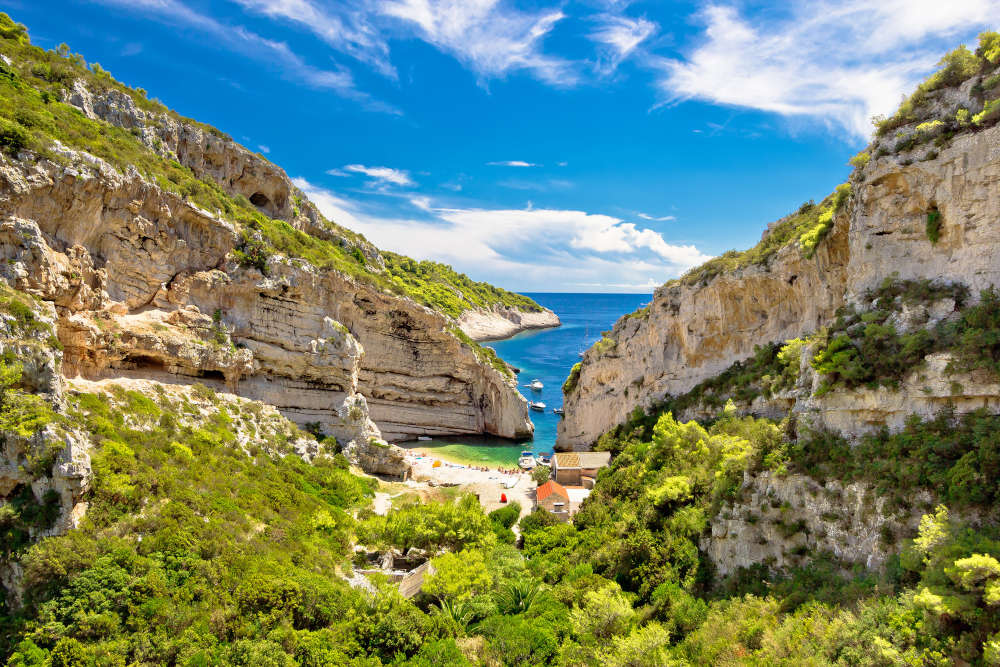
552,451,611,487
536,480,571,521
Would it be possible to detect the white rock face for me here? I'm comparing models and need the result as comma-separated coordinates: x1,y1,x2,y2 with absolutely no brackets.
703,471,934,577
457,305,561,341
559,121,1000,450
0,121,533,448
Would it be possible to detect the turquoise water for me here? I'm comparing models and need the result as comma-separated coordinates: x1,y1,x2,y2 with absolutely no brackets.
490,292,650,452
399,293,649,463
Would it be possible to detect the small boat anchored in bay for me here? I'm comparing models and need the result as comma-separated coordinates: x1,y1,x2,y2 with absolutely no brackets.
529,401,546,411
524,379,543,391
518,451,536,469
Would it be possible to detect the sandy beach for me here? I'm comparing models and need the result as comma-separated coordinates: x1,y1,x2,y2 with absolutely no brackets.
383,450,537,520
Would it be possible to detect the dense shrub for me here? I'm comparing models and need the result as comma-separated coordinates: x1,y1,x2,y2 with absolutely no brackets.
926,207,942,243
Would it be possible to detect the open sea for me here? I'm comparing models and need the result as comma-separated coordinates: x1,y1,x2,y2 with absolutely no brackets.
399,293,650,466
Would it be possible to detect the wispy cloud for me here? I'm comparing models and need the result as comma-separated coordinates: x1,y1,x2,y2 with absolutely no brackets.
257,144,270,154
343,164,415,187
590,13,656,74
120,41,143,57
487,160,538,167
498,178,573,192
229,0,397,78
294,177,710,292
637,212,675,221
379,0,577,85
92,0,400,113
655,1,1000,138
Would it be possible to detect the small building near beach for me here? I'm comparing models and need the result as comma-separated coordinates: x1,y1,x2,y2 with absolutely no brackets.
552,451,611,487
536,480,571,521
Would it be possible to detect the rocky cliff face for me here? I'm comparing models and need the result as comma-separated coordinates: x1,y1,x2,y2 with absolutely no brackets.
702,470,934,576
0,83,538,463
457,304,561,342
557,209,850,450
559,119,1000,451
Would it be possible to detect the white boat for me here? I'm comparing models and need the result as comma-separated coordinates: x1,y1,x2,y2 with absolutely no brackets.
552,408,564,415
537,453,551,466
526,379,543,391
417,436,432,441
518,451,536,469
529,401,546,411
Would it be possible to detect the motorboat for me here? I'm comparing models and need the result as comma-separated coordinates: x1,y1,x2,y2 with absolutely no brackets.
529,401,546,411
518,451,536,469
552,408,564,415
537,453,552,466
416,436,432,441
526,379,544,391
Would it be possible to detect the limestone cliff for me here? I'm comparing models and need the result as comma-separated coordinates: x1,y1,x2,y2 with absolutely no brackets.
560,90,1000,450
457,304,561,342
0,72,544,463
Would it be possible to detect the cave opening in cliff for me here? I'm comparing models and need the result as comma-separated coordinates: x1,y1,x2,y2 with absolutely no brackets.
199,369,226,382
121,354,167,373
249,192,270,209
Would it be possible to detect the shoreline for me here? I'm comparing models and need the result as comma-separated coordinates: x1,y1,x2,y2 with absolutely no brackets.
400,450,536,520
458,305,561,342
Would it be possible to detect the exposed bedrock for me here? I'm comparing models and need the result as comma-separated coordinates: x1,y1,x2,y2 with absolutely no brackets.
0,145,532,462
559,123,1000,450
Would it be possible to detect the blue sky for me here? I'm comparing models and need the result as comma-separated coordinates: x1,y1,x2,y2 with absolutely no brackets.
8,1,1000,292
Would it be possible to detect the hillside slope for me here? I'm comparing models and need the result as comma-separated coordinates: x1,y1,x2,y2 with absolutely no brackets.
0,15,557,449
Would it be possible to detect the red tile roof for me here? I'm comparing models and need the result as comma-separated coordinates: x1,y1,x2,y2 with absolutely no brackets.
536,480,569,501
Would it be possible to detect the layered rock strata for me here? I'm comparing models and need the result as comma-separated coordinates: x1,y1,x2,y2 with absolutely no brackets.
0,86,536,457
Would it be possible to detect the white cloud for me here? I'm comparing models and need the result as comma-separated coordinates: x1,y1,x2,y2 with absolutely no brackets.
656,1,1000,138
378,0,577,85
121,42,143,57
590,13,656,74
343,164,415,187
228,0,577,85
487,160,537,167
293,178,710,292
258,144,270,154
94,0,400,113
637,212,675,221
230,0,396,77
409,195,432,211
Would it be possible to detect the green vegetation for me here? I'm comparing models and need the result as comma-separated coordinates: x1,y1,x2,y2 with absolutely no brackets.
848,150,870,170
534,405,1000,664
449,327,513,380
670,185,848,288
2,387,384,664
0,360,57,442
7,14,1000,665
618,337,803,425
562,362,582,395
875,41,987,137
791,409,1000,510
531,465,552,486
926,207,942,243
6,355,1000,664
611,278,989,424
808,280,1000,396
0,13,543,325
